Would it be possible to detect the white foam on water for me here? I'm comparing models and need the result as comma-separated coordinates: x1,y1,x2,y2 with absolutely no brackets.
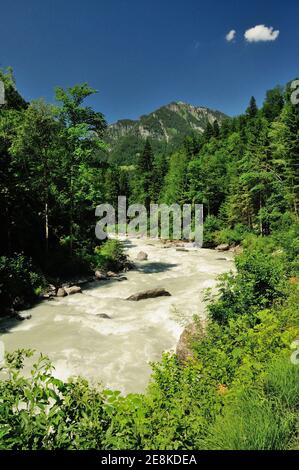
1,238,233,393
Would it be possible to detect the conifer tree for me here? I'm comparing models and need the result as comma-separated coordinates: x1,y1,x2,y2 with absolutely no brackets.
135,139,154,211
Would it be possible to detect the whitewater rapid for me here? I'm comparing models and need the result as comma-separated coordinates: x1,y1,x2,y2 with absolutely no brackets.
0,238,233,393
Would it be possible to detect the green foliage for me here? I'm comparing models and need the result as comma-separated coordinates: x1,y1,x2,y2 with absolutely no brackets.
262,86,285,121
0,70,109,310
265,357,299,411
208,240,287,324
0,350,111,450
202,215,223,247
131,139,155,210
1,231,298,450
0,68,27,110
202,389,295,450
214,224,249,246
106,102,226,165
1,70,299,450
1,276,298,449
202,355,299,450
203,219,249,248
0,255,46,313
94,239,127,272
162,150,189,205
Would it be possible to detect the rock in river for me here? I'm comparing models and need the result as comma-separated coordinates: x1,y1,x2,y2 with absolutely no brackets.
136,251,148,261
65,286,82,295
95,270,107,280
107,271,118,278
216,244,230,252
56,287,67,297
126,288,171,301
96,313,111,319
15,312,32,321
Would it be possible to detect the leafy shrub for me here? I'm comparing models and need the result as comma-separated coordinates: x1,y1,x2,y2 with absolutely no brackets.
94,239,128,272
203,216,223,247
272,219,299,275
215,224,249,246
0,254,46,314
0,351,111,450
208,241,287,324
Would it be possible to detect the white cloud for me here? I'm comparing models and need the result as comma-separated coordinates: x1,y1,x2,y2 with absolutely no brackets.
244,24,280,42
226,30,236,42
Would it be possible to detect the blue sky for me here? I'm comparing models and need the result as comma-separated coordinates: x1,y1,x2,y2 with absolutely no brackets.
1,0,298,123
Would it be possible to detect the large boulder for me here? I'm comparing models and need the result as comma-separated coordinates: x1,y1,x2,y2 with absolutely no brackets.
176,320,207,364
136,251,148,261
56,287,67,297
216,244,230,252
43,284,56,299
15,312,32,321
65,286,82,295
126,288,171,301
95,270,107,280
107,271,118,278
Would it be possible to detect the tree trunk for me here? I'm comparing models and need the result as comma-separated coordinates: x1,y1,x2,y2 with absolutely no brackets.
43,149,49,260
259,193,263,235
70,157,74,259
45,201,49,255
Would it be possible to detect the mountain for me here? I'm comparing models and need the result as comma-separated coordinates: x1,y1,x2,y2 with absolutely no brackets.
105,101,227,164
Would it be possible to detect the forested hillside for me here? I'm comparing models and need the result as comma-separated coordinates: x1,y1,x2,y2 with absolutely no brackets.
106,101,226,164
111,81,299,245
0,68,299,450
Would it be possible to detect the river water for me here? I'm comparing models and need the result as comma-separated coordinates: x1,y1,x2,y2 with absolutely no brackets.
1,238,233,394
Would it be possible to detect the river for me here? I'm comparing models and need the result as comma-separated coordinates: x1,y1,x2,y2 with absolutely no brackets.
1,238,233,394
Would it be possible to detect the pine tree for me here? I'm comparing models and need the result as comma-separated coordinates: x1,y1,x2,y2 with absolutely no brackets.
137,139,153,173
151,153,168,202
213,120,220,138
246,96,258,119
270,101,299,217
162,150,189,206
262,86,284,122
105,165,120,208
134,139,154,211
204,122,214,141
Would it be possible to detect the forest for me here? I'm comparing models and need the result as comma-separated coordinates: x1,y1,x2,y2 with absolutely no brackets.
0,67,299,449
